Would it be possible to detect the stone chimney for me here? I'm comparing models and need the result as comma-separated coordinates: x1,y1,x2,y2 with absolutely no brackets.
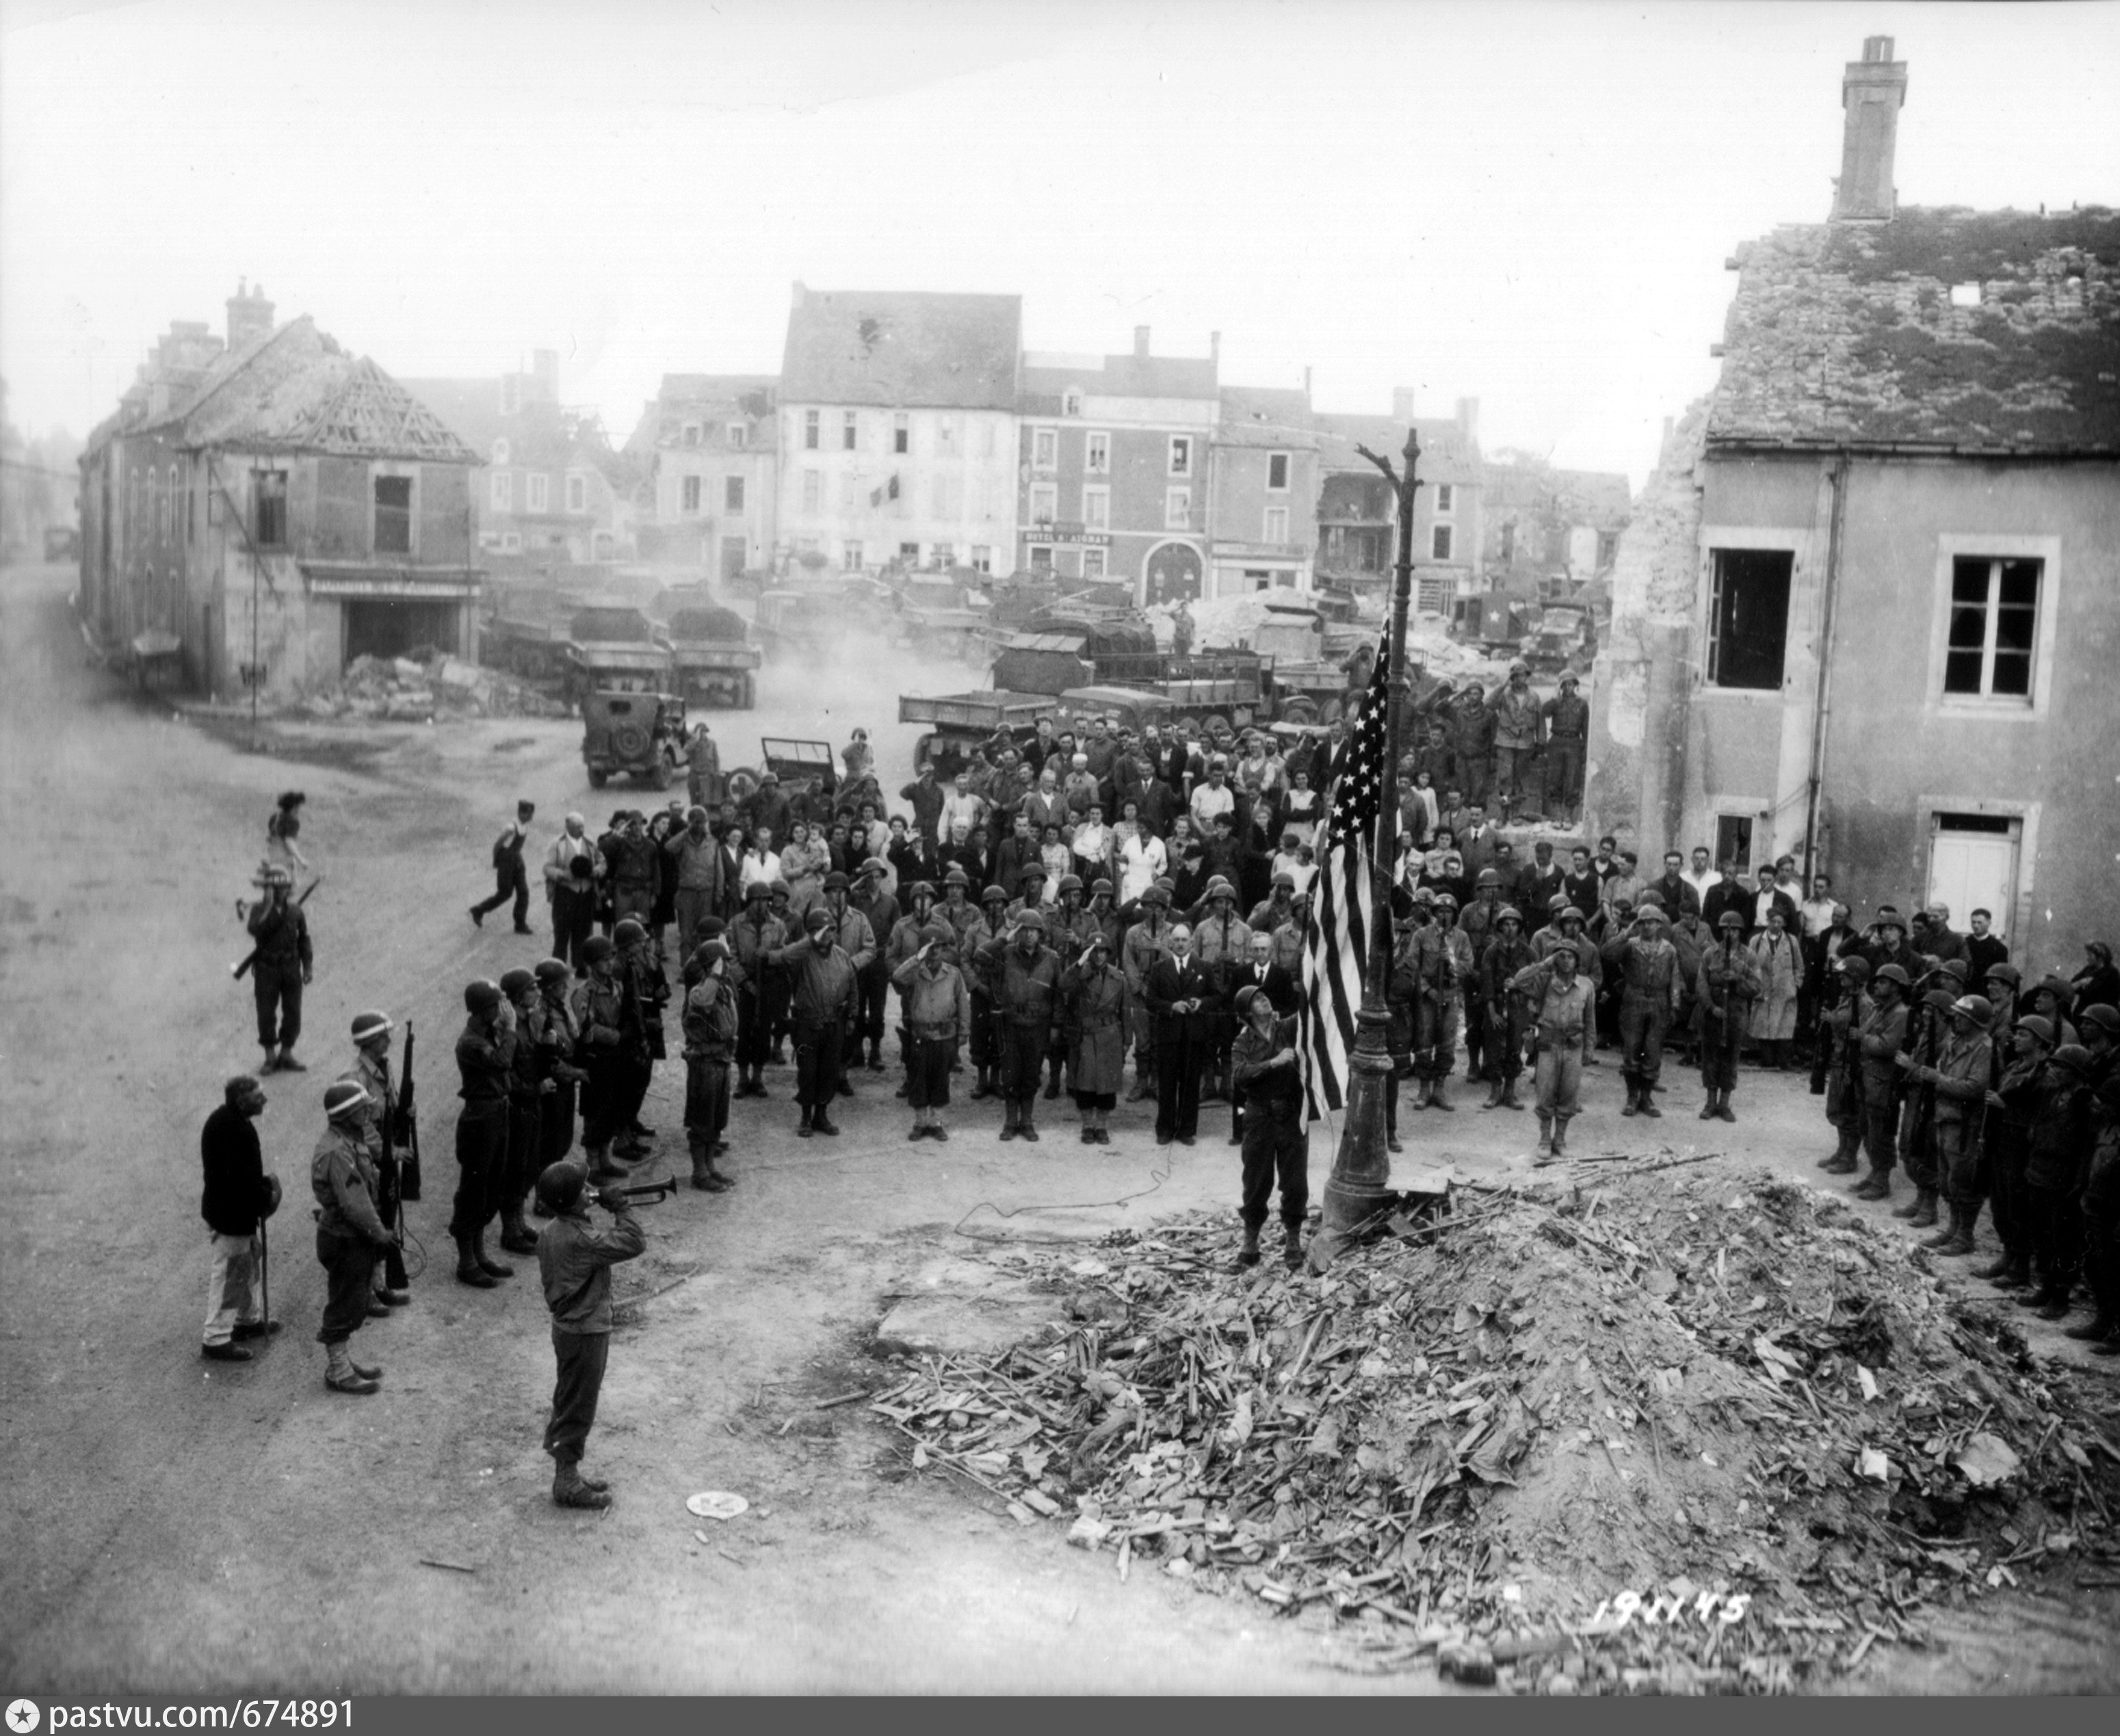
1303,365,1313,402
1209,330,1220,365
1833,36,1907,222
226,277,275,350
1391,386,1417,421
1456,396,1479,442
1134,325,1151,360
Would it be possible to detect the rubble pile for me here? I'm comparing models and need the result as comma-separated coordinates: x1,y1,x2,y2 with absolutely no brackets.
872,1167,2120,1693
293,651,569,723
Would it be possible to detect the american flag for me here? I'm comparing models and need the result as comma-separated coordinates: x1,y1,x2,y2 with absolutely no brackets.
1295,635,1391,1120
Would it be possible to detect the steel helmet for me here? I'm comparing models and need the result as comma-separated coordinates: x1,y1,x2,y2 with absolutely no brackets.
1950,995,1993,1027
1495,906,1523,926
464,979,503,1015
349,1010,393,1043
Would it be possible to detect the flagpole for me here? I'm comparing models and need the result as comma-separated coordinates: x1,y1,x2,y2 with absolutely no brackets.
1307,425,1419,1273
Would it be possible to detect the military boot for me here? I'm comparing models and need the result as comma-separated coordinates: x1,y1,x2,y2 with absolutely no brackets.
1715,1091,1736,1124
1428,1076,1454,1113
1483,1075,1506,1110
1235,1228,1262,1270
1413,1077,1435,1111
324,1342,378,1395
1500,1077,1525,1112
473,1228,514,1279
999,1100,1019,1141
1281,1223,1305,1270
1818,1128,1861,1175
1019,1099,1040,1143
498,1200,540,1254
552,1464,612,1510
1852,1165,1893,1202
1931,1205,1976,1256
1621,1081,1640,1118
1904,1186,1939,1227
1699,1092,1718,1121
1549,1117,1570,1160
1974,1247,2018,1283
1638,1083,1662,1119
1043,1059,1062,1100
454,1235,498,1289
1533,1114,1553,1159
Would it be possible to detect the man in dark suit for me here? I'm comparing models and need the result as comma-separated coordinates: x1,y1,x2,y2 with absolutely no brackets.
993,812,1041,904
1744,865,1801,941
1647,850,1702,921
1519,841,1567,933
1701,859,1751,936
1145,924,1215,1147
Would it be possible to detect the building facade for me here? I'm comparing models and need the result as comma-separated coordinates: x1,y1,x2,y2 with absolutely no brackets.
1479,451,1628,596
626,373,778,577
1016,328,1219,599
403,356,636,569
1209,385,1318,598
77,286,484,699
1313,392,1484,614
1588,38,2120,975
775,285,1020,575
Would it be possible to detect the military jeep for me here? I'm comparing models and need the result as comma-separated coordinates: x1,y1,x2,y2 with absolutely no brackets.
581,690,688,789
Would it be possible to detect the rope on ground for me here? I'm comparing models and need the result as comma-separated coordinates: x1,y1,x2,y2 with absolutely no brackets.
951,1144,1181,1233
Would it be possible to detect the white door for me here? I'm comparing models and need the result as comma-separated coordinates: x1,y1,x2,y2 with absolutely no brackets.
1928,821,2018,941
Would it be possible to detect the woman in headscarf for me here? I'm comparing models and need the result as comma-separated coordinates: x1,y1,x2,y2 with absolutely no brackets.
2071,942,2119,1016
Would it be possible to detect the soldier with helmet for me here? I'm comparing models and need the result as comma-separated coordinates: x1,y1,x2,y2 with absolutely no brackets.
1123,882,1177,1103
570,934,633,1182
1192,876,1253,1105
965,884,1010,1100
495,969,547,1255
534,1161,646,1510
1477,906,1534,1111
1415,890,1472,1112
1697,910,1762,1122
532,958,586,1175
1459,867,1506,1082
452,978,519,1287
681,938,740,1192
1980,1011,2056,1296
978,908,1064,1142
1816,955,1873,1174
771,905,864,1137
611,917,666,1157
1541,670,1589,826
893,921,973,1142
1603,905,1682,1120
348,1010,411,1307
1486,659,1545,826
1907,994,1996,1257
1853,962,1913,1202
731,882,785,1098
1508,942,1595,1161
313,1077,393,1395
848,858,900,1075
246,863,313,1075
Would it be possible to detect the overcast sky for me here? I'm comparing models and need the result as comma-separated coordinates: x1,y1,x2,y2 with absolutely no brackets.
3,0,2115,482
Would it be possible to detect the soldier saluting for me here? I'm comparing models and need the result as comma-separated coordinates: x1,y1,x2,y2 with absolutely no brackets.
246,865,313,1075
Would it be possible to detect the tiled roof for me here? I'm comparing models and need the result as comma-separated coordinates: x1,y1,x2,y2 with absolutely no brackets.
1312,414,1479,484
1707,206,2120,454
781,287,1021,410
1020,353,1219,412
151,320,480,463
1216,386,1318,449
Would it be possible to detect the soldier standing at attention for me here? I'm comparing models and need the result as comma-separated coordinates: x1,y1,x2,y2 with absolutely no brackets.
1852,964,1912,1202
1697,911,1761,1122
681,939,740,1192
533,958,586,1176
980,910,1063,1143
200,1075,280,1362
1816,956,1873,1176
571,934,631,1182
1540,672,1588,826
893,924,973,1142
470,800,538,932
1062,932,1131,1144
774,906,862,1138
534,1163,646,1510
1478,907,1534,1112
687,723,722,812
348,1010,411,1307
496,969,548,1255
1508,945,1595,1162
313,1078,393,1395
1604,906,1681,1120
246,865,313,1075
1232,984,1308,1270
1485,661,1544,826
452,979,518,1289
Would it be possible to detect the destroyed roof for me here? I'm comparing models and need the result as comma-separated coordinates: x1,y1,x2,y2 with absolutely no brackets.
1216,385,1319,449
1313,413,1481,484
1483,457,1632,525
151,319,480,464
1019,352,1219,413
1707,206,2120,456
780,287,1022,410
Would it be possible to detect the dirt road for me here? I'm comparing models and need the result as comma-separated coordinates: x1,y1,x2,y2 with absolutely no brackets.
1,557,2111,1694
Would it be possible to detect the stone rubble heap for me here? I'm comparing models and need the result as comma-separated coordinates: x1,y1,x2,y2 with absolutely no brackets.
293,650,571,723
872,1164,2120,1694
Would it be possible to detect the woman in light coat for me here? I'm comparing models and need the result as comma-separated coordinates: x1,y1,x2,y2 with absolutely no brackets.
1748,907,1801,1068
777,819,830,919
1061,936,1131,1144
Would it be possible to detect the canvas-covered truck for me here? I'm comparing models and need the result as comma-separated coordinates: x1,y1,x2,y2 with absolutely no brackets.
664,605,760,709
989,620,1272,728
1523,601,1597,675
562,606,672,701
898,690,1056,778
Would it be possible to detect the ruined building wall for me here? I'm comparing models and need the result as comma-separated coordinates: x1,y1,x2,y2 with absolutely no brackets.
1585,398,1707,852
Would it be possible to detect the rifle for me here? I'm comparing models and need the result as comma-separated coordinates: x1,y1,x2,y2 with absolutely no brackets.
233,878,322,979
395,1021,423,1202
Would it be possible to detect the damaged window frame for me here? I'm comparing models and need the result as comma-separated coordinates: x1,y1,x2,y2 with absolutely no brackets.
372,471,414,557
1705,547,1793,692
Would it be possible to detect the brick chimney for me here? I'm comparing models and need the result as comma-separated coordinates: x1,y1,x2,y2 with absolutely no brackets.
1833,36,1907,222
1134,325,1151,360
1391,386,1417,421
226,277,275,350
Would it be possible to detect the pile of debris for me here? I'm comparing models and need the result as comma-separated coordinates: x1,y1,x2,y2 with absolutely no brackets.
293,650,569,722
872,1166,2120,1693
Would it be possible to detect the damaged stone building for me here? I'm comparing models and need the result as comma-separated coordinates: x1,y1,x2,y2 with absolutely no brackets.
1590,38,2120,971
78,282,484,698
1311,391,1484,616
